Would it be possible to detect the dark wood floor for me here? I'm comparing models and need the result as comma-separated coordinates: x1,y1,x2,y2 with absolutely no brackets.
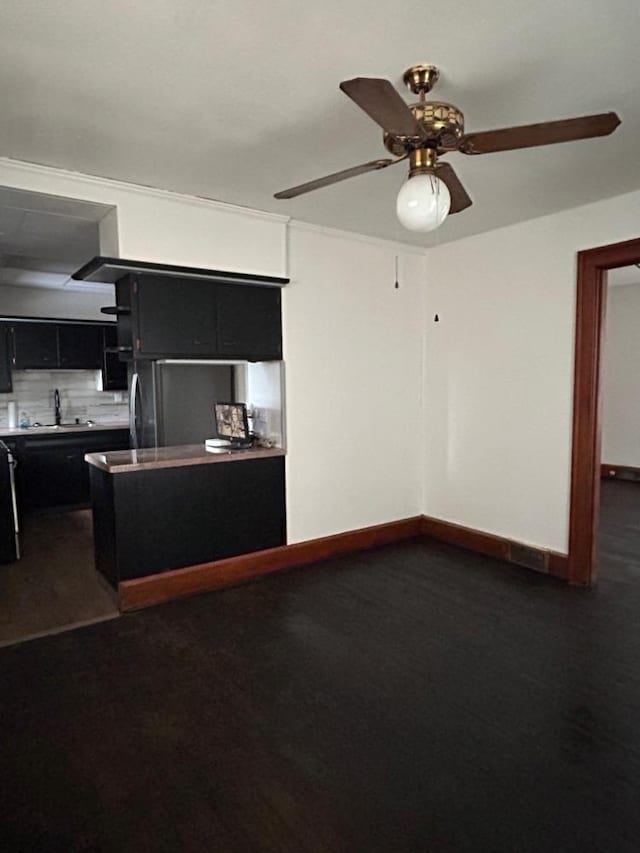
0,480,639,852
0,510,118,647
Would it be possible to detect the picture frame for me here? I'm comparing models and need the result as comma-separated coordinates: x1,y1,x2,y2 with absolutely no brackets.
213,402,251,444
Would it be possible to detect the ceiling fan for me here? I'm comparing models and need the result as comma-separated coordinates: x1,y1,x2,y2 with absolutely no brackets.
274,65,621,233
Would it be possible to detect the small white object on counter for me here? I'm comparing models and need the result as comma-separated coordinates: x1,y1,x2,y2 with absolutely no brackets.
205,438,232,448
7,402,17,429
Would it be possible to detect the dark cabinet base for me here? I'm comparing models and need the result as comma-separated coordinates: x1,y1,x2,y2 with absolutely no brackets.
16,429,130,514
90,456,286,585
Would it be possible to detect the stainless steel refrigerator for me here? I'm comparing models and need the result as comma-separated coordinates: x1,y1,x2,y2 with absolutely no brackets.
129,360,234,448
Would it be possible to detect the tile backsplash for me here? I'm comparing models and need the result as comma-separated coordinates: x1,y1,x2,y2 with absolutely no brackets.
0,371,129,428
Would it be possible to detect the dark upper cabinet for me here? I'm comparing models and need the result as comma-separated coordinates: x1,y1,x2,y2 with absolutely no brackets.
135,275,219,358
0,324,12,392
12,322,59,369
117,274,283,361
102,325,128,391
216,284,282,360
58,323,103,369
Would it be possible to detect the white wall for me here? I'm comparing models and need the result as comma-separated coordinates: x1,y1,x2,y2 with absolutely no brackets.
5,156,640,556
602,282,640,467
246,361,285,449
0,283,112,321
423,189,640,554
0,158,287,278
285,224,425,543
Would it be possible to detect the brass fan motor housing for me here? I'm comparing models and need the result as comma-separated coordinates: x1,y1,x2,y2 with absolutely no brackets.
403,64,440,95
383,101,465,156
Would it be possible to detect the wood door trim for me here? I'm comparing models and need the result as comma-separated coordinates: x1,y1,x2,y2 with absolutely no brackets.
568,237,640,584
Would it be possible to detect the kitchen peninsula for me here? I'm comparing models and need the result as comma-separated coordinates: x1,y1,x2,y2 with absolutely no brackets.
86,444,286,607
76,257,289,610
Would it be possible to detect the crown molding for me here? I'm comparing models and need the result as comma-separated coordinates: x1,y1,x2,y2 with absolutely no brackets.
0,157,291,225
288,218,428,255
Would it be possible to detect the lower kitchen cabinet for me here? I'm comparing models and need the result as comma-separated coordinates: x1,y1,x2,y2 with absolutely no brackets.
90,455,286,585
19,444,88,510
15,429,130,513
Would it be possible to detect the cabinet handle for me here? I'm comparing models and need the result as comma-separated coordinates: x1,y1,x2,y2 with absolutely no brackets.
104,346,133,354
100,306,131,316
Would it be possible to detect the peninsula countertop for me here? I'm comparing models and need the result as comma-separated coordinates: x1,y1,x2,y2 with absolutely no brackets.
85,443,285,474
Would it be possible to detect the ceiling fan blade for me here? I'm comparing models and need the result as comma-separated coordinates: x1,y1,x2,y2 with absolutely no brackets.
435,163,473,214
340,77,425,139
274,157,403,200
459,112,620,155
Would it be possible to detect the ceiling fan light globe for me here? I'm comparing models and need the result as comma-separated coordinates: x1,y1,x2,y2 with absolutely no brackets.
396,174,451,232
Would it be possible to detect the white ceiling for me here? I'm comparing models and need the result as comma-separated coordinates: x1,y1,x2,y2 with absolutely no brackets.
0,0,638,247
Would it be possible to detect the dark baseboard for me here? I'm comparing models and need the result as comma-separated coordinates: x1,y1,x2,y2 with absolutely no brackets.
420,515,569,580
118,516,424,611
601,463,640,482
119,513,571,611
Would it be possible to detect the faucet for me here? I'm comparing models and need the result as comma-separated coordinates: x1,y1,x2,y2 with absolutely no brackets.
54,388,61,426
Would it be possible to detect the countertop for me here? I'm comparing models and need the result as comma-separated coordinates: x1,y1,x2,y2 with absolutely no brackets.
0,422,130,438
85,443,285,474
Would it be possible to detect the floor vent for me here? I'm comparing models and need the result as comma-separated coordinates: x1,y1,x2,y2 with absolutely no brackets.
508,542,549,573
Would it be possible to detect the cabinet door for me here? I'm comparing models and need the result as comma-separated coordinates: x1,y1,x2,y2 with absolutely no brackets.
58,324,103,369
135,275,218,357
102,325,128,391
18,447,87,510
216,284,282,360
0,323,12,392
214,456,286,557
18,430,131,512
12,322,59,369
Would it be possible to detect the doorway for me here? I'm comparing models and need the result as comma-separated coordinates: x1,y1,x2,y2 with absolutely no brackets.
568,237,640,584
0,186,125,646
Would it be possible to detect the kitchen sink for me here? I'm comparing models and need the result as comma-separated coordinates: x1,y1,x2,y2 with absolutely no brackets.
29,422,97,430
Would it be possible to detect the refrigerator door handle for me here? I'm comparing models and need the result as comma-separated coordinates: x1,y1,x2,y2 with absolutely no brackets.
129,372,139,449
